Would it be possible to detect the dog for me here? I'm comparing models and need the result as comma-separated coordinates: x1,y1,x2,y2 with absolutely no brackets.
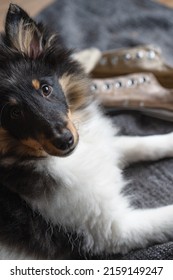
1,3,173,259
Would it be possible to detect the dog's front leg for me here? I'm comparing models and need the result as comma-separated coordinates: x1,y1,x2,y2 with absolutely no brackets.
114,133,173,167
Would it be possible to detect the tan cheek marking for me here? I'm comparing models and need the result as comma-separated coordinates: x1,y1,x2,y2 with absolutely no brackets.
22,135,66,157
21,138,48,157
39,138,64,156
0,128,47,157
32,79,40,90
67,111,79,144
21,138,43,151
0,128,13,155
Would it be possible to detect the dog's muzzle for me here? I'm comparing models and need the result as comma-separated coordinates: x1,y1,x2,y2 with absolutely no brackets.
21,116,79,157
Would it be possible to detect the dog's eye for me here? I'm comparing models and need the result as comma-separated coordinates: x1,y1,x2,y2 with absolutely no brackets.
10,107,22,120
41,84,52,97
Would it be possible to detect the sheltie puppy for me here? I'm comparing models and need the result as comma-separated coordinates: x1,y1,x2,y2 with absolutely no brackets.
0,4,173,259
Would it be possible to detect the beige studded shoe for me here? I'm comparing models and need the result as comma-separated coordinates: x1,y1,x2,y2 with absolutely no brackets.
91,45,173,89
74,46,173,121
91,73,173,121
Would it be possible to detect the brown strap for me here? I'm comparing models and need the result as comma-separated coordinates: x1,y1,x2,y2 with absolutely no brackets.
91,45,173,88
91,73,173,111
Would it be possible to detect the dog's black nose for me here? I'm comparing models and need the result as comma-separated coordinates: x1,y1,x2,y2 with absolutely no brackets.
52,129,74,151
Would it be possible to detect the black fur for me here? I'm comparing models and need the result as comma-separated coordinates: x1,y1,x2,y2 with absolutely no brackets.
0,39,77,144
0,4,88,259
0,183,84,259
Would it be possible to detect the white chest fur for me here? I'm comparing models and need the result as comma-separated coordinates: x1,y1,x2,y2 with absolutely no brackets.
25,104,173,255
30,104,128,253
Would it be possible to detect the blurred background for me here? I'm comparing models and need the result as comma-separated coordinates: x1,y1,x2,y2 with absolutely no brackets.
0,0,173,32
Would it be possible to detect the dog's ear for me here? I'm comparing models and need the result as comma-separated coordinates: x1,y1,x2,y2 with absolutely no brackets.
5,4,43,59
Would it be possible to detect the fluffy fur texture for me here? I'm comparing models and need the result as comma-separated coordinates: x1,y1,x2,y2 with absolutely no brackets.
1,4,173,259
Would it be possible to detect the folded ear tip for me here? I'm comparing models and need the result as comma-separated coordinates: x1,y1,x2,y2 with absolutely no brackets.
8,3,21,14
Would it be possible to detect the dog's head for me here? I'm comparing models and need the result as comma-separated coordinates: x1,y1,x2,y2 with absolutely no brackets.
0,4,90,158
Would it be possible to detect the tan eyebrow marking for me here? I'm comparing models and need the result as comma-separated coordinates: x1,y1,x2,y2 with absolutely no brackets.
32,79,40,90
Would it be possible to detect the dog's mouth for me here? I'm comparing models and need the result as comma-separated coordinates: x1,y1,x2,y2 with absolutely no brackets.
21,117,79,157
21,136,78,157
39,133,79,157
45,140,78,157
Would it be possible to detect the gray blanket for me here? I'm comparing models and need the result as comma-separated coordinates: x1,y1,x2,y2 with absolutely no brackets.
36,0,173,259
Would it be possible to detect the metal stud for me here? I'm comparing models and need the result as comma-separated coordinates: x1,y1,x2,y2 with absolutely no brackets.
115,81,122,88
127,79,136,87
111,56,118,65
136,51,144,59
147,50,156,60
138,76,150,84
99,57,107,65
124,53,132,61
103,83,112,91
138,77,145,84
91,84,98,91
